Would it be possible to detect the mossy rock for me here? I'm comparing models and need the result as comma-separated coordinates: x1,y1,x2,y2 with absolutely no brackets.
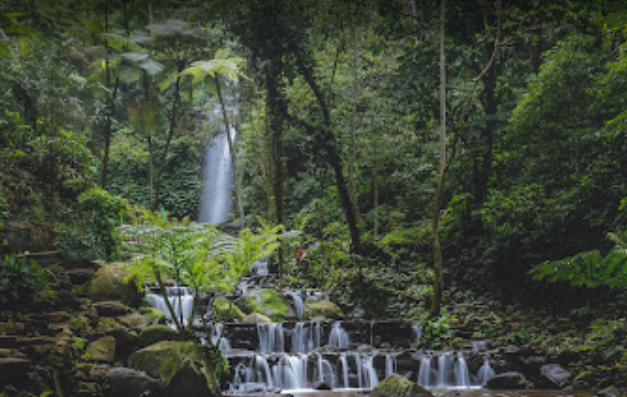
372,374,433,397
242,313,272,323
303,299,343,321
139,325,181,348
89,263,142,307
128,341,220,397
234,296,264,314
211,296,245,322
106,367,165,397
87,336,116,363
247,289,290,321
138,307,168,324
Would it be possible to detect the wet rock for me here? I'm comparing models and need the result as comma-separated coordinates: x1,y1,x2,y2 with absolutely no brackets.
94,301,131,317
106,367,165,397
372,373,433,397
87,336,117,363
303,299,343,321
0,357,31,385
89,262,142,307
139,325,180,348
128,341,220,397
486,371,530,390
596,386,624,397
540,363,571,389
315,382,332,390
242,313,272,323
212,296,245,322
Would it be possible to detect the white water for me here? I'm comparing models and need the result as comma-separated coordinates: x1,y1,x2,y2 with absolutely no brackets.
285,290,305,320
145,286,194,327
199,131,234,224
258,323,285,353
328,322,351,349
476,358,496,386
292,322,322,353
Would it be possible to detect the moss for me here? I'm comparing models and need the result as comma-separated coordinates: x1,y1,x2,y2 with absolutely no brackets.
212,296,245,322
303,299,343,321
242,313,272,323
138,307,168,322
372,374,432,397
250,289,289,321
139,325,180,347
88,263,141,307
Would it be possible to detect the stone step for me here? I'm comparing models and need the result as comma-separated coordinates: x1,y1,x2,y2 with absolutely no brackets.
0,357,31,385
0,322,26,335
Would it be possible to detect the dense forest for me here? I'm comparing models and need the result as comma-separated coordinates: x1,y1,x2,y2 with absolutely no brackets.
1,0,627,396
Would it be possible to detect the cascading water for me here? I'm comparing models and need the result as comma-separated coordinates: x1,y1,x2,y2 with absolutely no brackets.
417,354,433,387
291,322,321,353
257,323,284,353
199,131,234,224
328,322,351,349
476,358,496,386
385,353,397,378
455,352,471,387
285,290,305,320
145,286,194,326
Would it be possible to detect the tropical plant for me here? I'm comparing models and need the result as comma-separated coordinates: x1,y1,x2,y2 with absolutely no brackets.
0,254,53,308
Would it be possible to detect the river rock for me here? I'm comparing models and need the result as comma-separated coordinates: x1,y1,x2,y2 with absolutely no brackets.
94,301,131,317
87,336,116,363
372,374,433,397
139,324,181,347
106,367,165,397
212,296,245,322
596,386,624,397
540,363,571,389
128,341,220,397
89,262,142,307
486,371,530,389
242,313,272,323
303,299,343,321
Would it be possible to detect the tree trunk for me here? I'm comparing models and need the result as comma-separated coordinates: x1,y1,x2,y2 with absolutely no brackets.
215,76,246,225
430,0,446,318
348,23,361,223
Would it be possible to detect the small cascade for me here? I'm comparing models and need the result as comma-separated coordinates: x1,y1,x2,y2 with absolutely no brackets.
476,358,496,386
145,286,194,326
455,352,471,387
339,353,350,389
385,353,397,377
209,323,232,351
317,353,337,388
199,132,234,224
285,290,305,320
437,352,453,386
328,322,350,349
412,325,422,344
362,354,379,389
417,354,433,388
291,322,321,353
257,323,284,353
251,259,269,278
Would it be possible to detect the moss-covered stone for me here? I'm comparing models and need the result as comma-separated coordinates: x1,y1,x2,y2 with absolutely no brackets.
211,296,245,322
303,299,343,321
106,367,165,397
242,313,272,323
250,289,290,321
128,341,220,397
138,307,168,323
372,374,432,397
139,325,180,348
87,336,116,363
89,263,142,307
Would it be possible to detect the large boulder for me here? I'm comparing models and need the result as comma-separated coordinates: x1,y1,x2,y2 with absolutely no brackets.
303,299,343,321
486,372,530,390
540,364,571,389
211,296,245,322
89,263,142,307
106,367,165,397
139,325,181,348
128,341,220,397
372,374,433,397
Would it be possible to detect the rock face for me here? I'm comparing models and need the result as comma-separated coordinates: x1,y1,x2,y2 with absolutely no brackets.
540,363,571,389
106,367,165,397
89,263,142,307
303,299,343,321
486,371,530,390
242,313,272,323
139,325,180,348
212,296,245,322
371,374,433,397
128,341,220,397
87,336,116,363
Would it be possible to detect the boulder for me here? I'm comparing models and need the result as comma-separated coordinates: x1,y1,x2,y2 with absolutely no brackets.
139,325,180,348
303,299,343,321
94,301,131,317
371,374,433,397
242,313,272,323
128,341,220,397
0,357,31,385
106,367,165,397
596,386,624,397
211,296,245,322
118,313,155,332
87,336,116,363
89,262,142,307
486,372,530,390
540,363,571,389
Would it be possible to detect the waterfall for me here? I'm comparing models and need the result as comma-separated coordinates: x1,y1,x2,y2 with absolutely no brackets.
199,131,234,224
145,286,194,326
328,322,350,349
412,325,422,343
455,352,471,387
362,354,379,389
209,323,231,351
317,354,337,388
257,323,284,353
476,358,495,386
417,354,432,387
385,353,397,377
437,352,453,387
339,353,350,388
292,322,321,353
285,290,305,320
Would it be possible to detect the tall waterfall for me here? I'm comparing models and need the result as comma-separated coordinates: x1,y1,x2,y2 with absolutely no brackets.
199,131,234,224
